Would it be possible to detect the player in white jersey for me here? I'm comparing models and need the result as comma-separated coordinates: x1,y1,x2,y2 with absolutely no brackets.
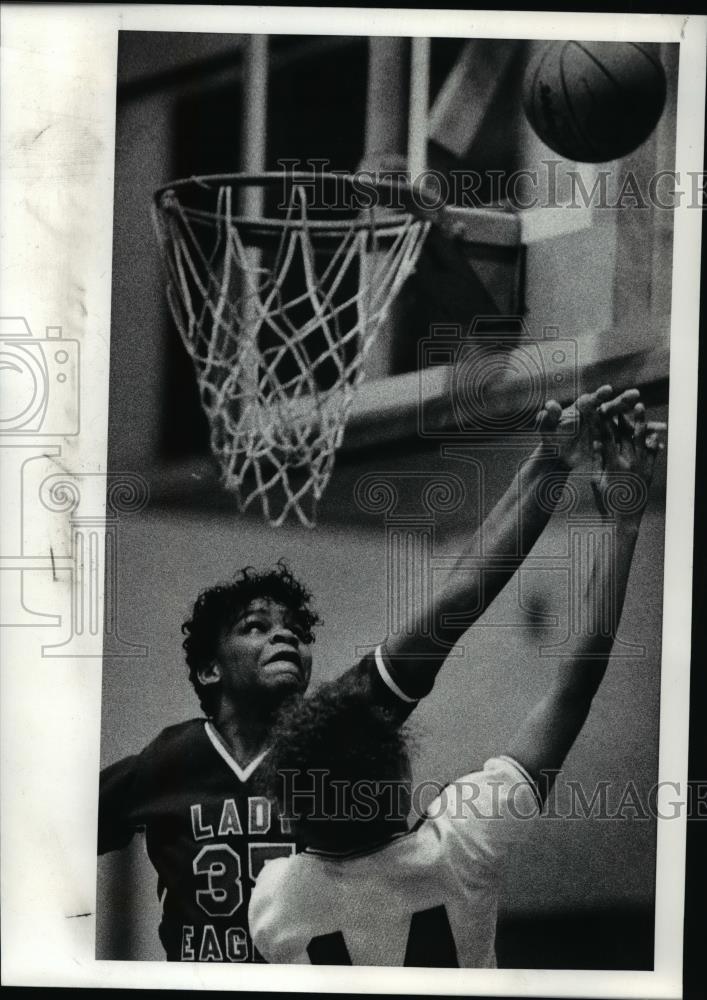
249,399,665,966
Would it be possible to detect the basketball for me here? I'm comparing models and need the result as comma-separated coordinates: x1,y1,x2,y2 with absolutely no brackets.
523,41,667,162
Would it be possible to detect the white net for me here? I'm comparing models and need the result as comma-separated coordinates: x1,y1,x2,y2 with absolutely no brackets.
153,176,429,527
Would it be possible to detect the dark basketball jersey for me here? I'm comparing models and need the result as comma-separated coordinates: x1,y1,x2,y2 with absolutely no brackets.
98,646,424,962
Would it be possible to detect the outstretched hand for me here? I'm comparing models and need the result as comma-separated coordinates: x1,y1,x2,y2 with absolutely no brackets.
537,385,640,470
591,401,666,520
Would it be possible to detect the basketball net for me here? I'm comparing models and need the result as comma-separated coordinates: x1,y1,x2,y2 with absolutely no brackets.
152,174,429,527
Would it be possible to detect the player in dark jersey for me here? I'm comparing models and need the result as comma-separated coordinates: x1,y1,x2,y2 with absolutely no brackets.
249,399,665,966
99,384,642,962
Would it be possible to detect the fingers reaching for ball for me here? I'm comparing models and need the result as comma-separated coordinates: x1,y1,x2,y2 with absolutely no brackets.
537,384,667,477
536,400,563,434
591,398,667,520
598,388,641,421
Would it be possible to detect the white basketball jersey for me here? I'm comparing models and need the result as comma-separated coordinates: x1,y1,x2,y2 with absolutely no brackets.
249,756,540,967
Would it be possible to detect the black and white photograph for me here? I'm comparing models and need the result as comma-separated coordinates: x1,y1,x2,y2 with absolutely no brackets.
1,5,705,995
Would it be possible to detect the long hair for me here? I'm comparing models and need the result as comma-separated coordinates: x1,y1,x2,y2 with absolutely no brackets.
258,681,413,847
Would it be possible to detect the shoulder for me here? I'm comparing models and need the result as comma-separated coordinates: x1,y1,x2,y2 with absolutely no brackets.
146,717,205,748
252,854,295,900
430,755,542,819
421,755,541,865
249,853,315,964
136,718,209,771
101,719,204,774
250,851,313,916
249,854,302,934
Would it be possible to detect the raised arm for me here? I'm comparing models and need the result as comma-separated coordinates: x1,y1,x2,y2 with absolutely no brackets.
383,385,641,697
506,402,665,798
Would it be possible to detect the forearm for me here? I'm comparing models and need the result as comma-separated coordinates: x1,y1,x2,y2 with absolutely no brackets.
468,443,568,571
508,515,643,787
440,444,570,621
553,516,641,700
385,444,569,683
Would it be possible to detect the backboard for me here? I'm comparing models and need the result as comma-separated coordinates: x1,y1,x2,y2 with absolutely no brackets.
111,32,676,517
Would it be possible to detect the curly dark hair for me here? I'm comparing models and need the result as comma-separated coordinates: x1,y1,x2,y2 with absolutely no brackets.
181,560,321,715
258,681,413,848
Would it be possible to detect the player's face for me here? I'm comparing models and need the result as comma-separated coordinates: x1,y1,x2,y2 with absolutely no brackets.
213,597,313,704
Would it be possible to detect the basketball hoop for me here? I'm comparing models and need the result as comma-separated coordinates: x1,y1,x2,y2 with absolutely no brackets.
152,172,429,527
